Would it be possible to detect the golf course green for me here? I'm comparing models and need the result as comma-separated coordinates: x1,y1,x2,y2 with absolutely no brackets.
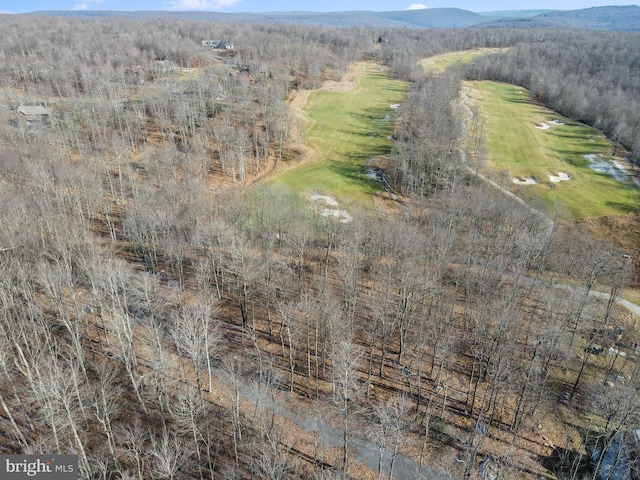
269,51,638,220
419,48,509,75
270,62,407,205
466,80,639,218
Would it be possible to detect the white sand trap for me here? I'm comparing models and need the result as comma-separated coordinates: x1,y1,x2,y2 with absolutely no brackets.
311,194,352,223
513,177,537,185
390,104,401,109
322,208,353,223
535,122,550,130
549,172,571,182
549,119,565,126
310,194,339,206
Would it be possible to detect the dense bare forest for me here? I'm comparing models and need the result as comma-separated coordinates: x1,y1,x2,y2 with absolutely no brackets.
0,14,639,479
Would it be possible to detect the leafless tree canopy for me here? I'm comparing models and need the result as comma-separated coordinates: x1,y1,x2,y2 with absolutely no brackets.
0,13,638,480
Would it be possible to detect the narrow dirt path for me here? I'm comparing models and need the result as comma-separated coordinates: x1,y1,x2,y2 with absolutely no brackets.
551,283,640,318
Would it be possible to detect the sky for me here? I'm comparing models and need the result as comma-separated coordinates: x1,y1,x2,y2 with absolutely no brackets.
0,0,636,15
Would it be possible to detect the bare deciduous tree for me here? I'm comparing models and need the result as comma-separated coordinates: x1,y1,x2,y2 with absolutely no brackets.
172,296,221,393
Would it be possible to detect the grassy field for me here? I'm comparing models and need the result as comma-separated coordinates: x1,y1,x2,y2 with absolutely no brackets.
420,48,509,74
466,80,639,218
270,63,407,205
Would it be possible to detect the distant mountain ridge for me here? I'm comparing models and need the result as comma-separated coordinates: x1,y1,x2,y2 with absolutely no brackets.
476,9,557,18
21,8,492,28
22,5,640,31
476,5,640,31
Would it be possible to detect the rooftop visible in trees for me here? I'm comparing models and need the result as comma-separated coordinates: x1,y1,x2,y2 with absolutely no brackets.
17,105,51,118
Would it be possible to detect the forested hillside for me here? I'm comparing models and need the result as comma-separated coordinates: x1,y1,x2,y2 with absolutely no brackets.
0,14,639,480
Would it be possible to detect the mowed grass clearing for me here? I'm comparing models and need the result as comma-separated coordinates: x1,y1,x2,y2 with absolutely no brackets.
271,63,407,204
420,48,509,75
466,80,639,218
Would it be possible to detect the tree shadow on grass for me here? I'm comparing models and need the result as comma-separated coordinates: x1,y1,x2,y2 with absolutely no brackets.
543,152,589,169
605,201,640,214
503,93,532,105
344,142,392,162
548,130,601,141
353,107,396,123
378,82,407,94
326,161,383,195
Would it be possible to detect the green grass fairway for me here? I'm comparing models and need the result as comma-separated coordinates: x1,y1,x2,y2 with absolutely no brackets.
467,80,639,218
420,48,509,74
271,63,407,205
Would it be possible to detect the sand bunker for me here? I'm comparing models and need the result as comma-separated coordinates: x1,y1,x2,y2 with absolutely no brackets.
513,177,537,185
513,172,572,184
310,194,339,206
535,119,564,130
321,208,353,223
549,172,571,182
310,194,353,223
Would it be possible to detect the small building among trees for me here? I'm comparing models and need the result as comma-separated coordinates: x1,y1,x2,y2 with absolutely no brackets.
17,105,51,120
15,105,52,129
202,40,234,50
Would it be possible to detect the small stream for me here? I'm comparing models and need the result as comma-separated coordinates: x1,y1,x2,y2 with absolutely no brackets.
367,166,393,194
